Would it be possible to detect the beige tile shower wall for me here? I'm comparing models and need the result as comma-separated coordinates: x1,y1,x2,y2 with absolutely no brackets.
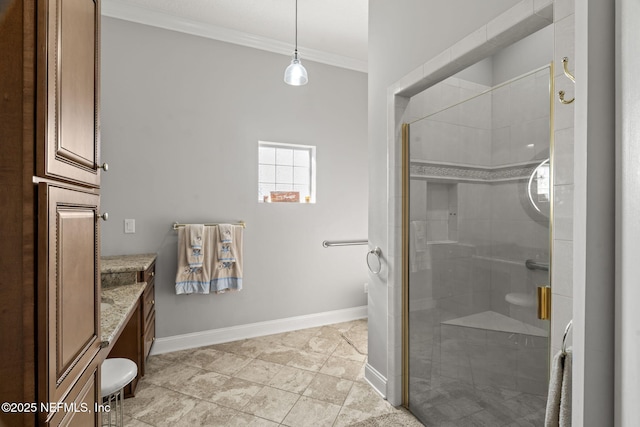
550,0,574,357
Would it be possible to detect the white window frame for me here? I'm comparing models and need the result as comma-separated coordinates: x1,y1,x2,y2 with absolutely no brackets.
258,141,317,203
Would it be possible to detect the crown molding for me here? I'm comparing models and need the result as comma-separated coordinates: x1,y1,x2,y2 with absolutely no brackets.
101,0,368,73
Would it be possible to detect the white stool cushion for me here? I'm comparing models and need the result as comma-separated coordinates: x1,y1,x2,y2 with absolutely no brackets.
101,358,138,397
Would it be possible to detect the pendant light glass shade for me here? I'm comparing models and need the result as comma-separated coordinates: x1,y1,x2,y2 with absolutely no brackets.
284,51,308,86
284,0,308,86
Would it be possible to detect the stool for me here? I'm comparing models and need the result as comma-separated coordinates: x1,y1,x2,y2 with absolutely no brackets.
101,358,137,427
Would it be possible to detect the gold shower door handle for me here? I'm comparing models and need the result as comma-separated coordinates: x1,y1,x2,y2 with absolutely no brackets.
537,286,551,320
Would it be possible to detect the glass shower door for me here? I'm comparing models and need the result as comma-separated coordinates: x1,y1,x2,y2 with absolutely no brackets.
406,66,552,425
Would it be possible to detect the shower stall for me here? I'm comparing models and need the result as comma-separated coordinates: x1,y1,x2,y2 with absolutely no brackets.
404,65,553,425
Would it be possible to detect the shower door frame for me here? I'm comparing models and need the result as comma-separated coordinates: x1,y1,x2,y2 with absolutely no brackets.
400,63,556,408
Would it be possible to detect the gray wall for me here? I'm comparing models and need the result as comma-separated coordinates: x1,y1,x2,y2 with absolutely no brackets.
100,17,369,338
367,0,522,394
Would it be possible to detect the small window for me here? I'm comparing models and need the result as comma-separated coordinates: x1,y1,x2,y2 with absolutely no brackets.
258,141,316,203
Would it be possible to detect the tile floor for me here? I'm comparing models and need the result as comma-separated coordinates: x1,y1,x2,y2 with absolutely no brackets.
123,319,415,426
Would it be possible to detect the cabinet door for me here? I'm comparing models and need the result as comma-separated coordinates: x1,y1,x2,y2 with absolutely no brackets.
39,0,101,187
46,362,100,427
38,184,101,416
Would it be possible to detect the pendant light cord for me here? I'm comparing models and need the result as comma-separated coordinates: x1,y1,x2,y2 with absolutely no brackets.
295,0,298,54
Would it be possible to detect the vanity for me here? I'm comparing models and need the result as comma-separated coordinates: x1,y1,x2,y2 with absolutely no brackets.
99,254,157,397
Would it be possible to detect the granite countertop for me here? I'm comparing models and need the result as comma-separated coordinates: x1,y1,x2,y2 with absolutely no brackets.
101,253,157,273
100,282,147,348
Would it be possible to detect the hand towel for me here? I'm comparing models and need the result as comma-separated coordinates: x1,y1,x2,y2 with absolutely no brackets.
175,226,210,294
218,224,233,243
217,224,236,262
211,225,243,293
545,349,572,427
186,224,204,268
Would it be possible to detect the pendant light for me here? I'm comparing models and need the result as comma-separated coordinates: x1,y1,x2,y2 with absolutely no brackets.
284,0,308,86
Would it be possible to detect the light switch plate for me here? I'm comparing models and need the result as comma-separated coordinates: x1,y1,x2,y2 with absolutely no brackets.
124,219,135,234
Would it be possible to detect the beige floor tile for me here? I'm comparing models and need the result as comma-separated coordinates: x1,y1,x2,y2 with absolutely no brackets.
206,351,253,376
178,346,226,369
319,355,364,380
303,326,342,354
332,340,367,362
274,329,317,349
325,320,362,333
233,359,282,385
282,396,341,427
286,349,329,372
302,373,353,406
267,366,316,394
341,329,368,355
211,339,270,359
314,326,344,340
209,377,263,410
227,412,280,426
242,386,300,423
348,319,368,333
304,335,341,354
123,384,198,427
356,359,368,383
122,320,411,427
173,400,239,427
343,381,395,416
332,406,375,427
143,355,174,376
122,415,153,426
152,348,193,363
180,370,230,400
256,344,301,365
145,362,203,392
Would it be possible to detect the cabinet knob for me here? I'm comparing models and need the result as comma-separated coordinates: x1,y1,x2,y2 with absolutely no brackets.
98,162,109,171
150,271,155,277
151,300,155,305
98,212,109,221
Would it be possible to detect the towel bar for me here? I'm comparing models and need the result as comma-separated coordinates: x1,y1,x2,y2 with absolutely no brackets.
322,239,368,248
172,221,246,230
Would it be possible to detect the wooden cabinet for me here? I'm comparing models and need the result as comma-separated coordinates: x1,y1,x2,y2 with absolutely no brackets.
38,0,102,188
36,1,103,423
35,0,103,422
45,361,101,427
0,0,103,425
38,184,101,414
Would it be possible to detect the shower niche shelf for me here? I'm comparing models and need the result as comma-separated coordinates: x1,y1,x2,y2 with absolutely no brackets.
425,182,458,242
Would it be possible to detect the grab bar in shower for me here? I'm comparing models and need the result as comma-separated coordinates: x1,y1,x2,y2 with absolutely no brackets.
322,239,368,248
525,259,549,271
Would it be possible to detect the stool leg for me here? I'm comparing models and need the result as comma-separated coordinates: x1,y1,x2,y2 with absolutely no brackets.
118,389,123,427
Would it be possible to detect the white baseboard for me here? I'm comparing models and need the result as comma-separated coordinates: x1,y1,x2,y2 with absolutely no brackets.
151,305,367,355
364,363,387,399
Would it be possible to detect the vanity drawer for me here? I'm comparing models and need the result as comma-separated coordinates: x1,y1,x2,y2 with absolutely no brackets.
143,312,155,360
142,282,155,324
141,261,156,283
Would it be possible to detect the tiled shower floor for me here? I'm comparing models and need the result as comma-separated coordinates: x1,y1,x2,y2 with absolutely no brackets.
409,309,548,426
